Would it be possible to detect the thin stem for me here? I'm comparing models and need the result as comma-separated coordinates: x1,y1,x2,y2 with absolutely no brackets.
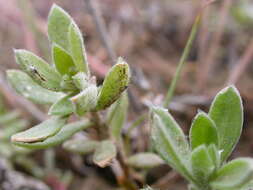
163,15,201,108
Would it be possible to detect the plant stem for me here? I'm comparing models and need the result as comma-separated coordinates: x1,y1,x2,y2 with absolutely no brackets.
163,14,201,108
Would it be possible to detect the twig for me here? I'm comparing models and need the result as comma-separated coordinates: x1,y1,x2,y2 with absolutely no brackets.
0,71,46,122
226,39,253,85
163,14,202,108
152,171,180,189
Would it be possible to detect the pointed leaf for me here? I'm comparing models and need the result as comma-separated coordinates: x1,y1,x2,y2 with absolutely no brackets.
210,158,253,190
190,112,218,150
96,58,130,110
209,86,243,162
191,145,215,184
52,43,76,75
49,94,74,116
11,116,67,143
71,85,98,116
48,4,72,50
12,120,92,149
14,49,62,91
93,140,116,168
127,153,164,169
68,22,89,74
107,92,128,140
151,106,191,180
7,70,64,104
63,139,99,155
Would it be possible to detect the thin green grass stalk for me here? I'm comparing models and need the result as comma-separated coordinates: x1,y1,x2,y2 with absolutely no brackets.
163,15,201,108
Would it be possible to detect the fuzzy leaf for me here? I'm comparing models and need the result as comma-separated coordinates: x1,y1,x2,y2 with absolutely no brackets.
14,49,62,91
151,106,191,179
190,112,218,150
11,116,66,143
7,70,64,104
52,43,76,75
49,94,74,116
96,58,130,110
207,144,220,170
127,152,164,169
72,72,89,90
63,139,99,155
190,145,215,184
210,158,253,190
93,140,116,168
107,92,128,140
48,4,72,50
12,120,92,149
68,22,89,74
209,86,243,162
71,85,98,116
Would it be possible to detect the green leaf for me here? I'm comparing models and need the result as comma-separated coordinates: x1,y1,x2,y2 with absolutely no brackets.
71,85,98,116
7,70,64,104
11,116,67,143
190,112,218,150
52,43,76,76
96,58,130,110
48,4,72,50
63,139,99,155
68,22,89,74
14,49,62,91
209,86,243,162
93,140,116,168
210,158,253,190
207,144,220,170
12,120,92,149
151,106,191,180
190,145,215,185
107,92,128,140
127,152,164,169
48,94,74,116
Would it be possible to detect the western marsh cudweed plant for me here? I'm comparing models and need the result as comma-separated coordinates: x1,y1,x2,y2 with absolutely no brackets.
149,86,253,190
7,4,130,169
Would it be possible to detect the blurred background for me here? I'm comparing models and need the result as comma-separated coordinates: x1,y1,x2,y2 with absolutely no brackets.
0,0,253,189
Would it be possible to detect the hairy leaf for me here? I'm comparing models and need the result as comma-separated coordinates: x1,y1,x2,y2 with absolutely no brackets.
14,49,62,91
48,4,72,50
209,86,243,162
107,92,128,140
71,85,98,116
190,145,215,185
68,22,89,74
7,70,64,104
96,58,130,110
93,140,116,168
63,139,99,155
210,158,253,190
127,152,164,169
190,112,218,150
151,106,191,180
52,43,76,75
49,94,74,116
11,116,66,143
12,120,92,149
